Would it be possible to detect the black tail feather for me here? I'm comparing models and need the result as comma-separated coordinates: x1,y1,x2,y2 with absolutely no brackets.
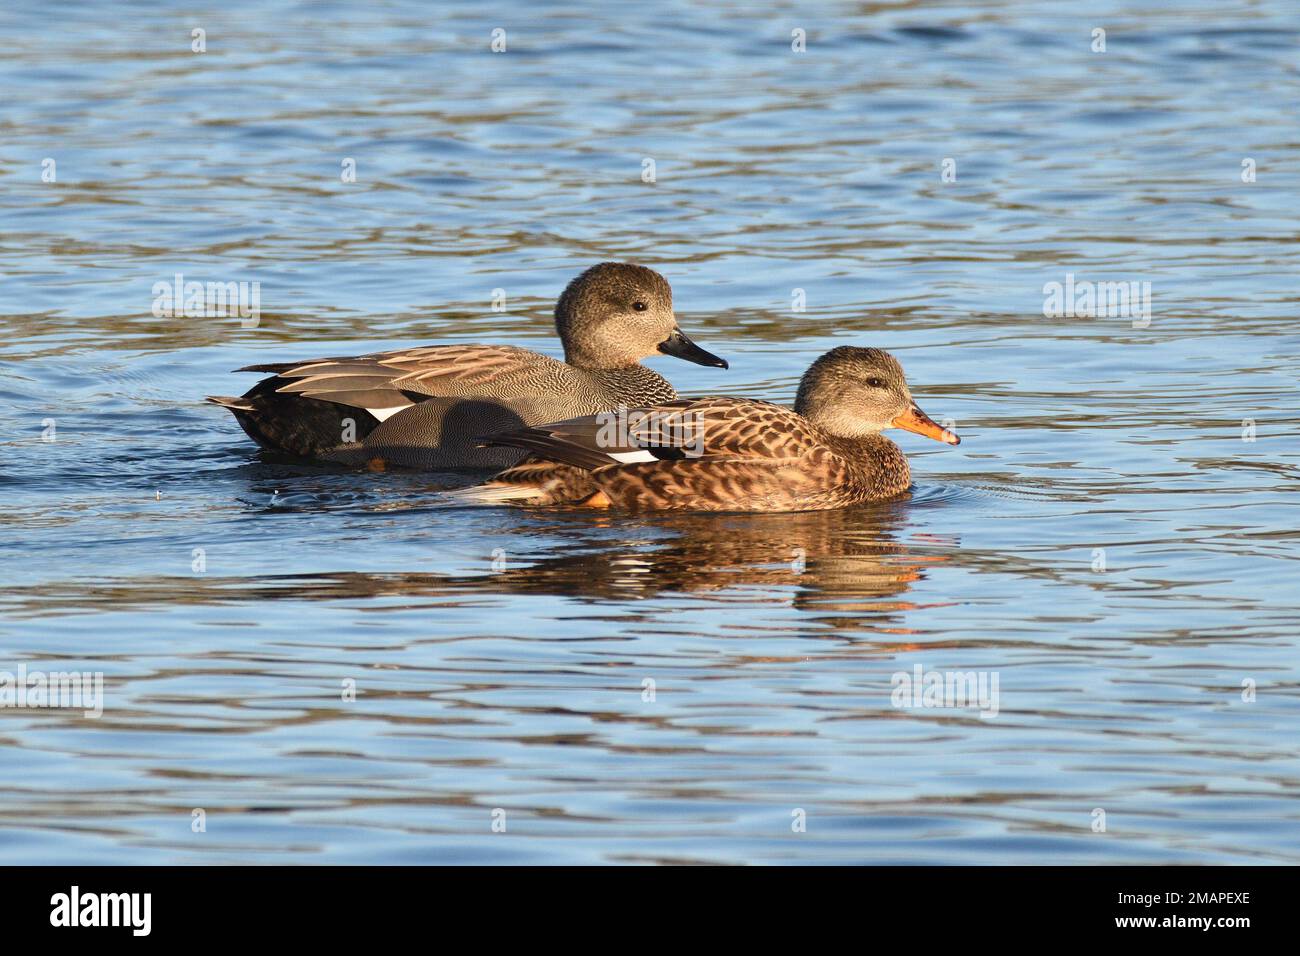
477,428,612,471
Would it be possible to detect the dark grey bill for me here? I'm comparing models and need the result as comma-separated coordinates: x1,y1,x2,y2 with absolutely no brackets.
657,328,729,369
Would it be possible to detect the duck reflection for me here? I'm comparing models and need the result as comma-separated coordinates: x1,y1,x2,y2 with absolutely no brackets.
1,478,956,629
480,500,953,617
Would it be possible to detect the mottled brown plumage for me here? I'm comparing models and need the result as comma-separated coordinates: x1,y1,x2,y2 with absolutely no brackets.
206,263,727,469
459,346,960,512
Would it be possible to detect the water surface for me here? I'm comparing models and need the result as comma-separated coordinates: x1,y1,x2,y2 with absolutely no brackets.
1,0,1298,864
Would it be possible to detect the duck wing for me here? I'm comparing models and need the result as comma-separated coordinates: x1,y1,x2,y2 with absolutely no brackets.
240,344,579,421
482,396,828,468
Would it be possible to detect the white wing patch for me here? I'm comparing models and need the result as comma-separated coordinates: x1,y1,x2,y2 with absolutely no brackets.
607,449,659,464
367,405,412,422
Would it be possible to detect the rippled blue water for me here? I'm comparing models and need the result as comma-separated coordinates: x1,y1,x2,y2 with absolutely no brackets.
1,0,1298,864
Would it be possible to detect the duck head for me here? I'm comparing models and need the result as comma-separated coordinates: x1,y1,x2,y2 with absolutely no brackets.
794,346,960,444
555,262,728,371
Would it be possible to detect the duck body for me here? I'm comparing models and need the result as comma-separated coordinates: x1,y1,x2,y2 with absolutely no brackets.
473,396,913,512
459,346,959,513
213,348,679,470
593,426,915,513
206,263,726,470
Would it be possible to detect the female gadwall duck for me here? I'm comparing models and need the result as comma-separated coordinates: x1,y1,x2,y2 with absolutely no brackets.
457,346,959,512
206,262,727,469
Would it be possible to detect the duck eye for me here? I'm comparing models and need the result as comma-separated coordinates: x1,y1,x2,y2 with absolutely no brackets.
866,377,885,389
632,301,648,312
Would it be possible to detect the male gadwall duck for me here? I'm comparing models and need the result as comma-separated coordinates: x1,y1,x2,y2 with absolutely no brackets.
206,262,727,469
456,346,959,512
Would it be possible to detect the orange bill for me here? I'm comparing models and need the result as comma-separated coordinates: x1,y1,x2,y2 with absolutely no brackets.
892,404,960,445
